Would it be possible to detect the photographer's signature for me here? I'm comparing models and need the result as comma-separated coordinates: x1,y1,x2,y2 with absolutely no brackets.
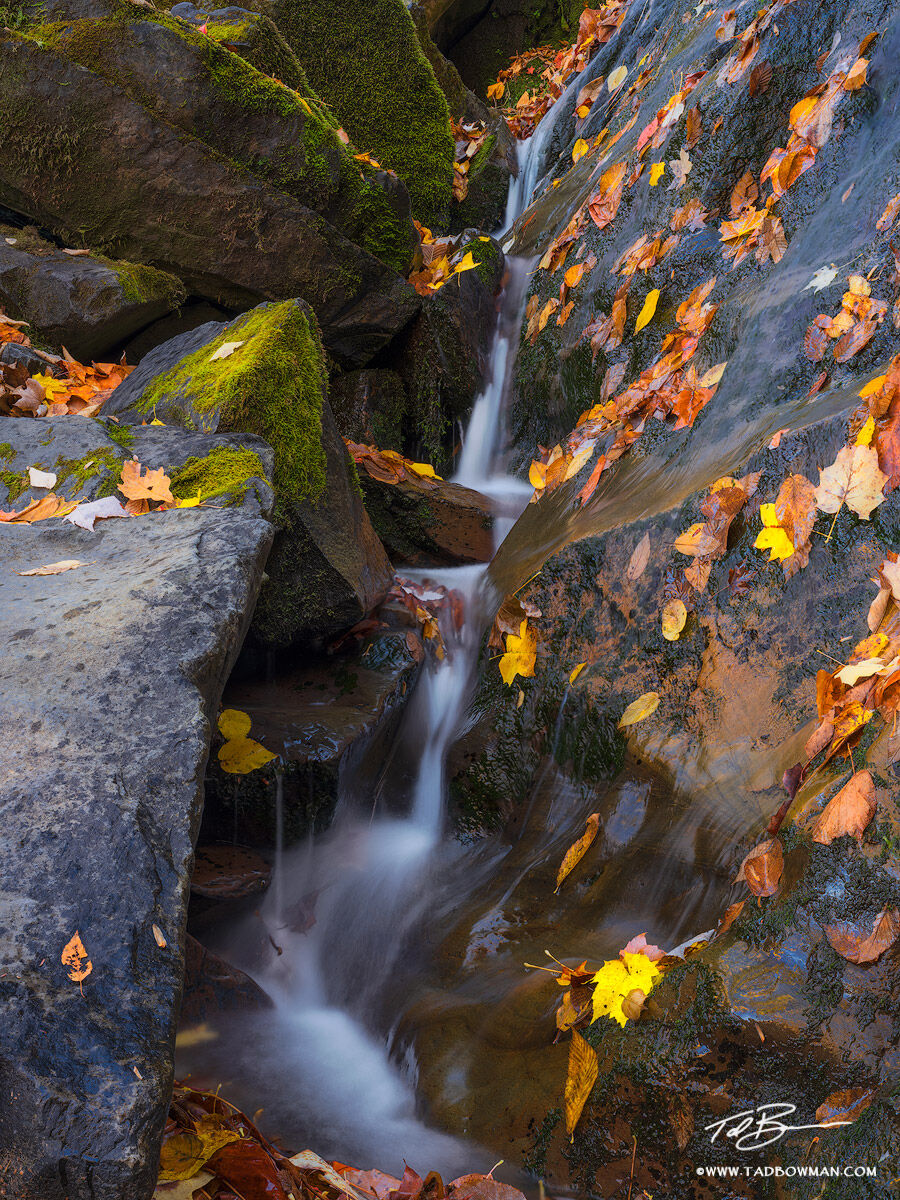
704,1103,851,1151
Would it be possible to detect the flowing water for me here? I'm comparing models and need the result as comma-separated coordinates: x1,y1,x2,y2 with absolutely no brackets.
178,93,582,1181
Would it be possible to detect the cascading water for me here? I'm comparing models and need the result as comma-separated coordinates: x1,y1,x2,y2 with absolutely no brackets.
180,92,577,1179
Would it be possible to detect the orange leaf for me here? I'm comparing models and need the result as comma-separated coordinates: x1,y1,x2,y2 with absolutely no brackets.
118,459,174,504
811,770,876,844
555,813,600,891
736,839,783,897
61,931,93,983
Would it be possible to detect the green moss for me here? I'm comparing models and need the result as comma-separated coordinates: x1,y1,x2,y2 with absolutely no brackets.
169,445,267,506
0,467,26,501
460,237,503,287
97,255,186,307
204,12,313,94
0,441,15,463
252,0,454,227
52,447,125,498
103,421,135,452
138,300,326,503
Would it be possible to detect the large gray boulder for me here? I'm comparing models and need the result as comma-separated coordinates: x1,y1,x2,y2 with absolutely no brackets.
0,417,275,1199
0,225,186,360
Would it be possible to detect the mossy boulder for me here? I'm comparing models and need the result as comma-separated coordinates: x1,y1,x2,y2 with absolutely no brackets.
0,26,418,364
0,223,185,360
173,1,313,93
243,0,455,227
104,299,394,648
25,9,418,277
328,367,407,448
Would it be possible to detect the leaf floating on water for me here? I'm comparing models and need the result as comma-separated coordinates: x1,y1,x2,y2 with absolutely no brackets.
564,1030,598,1138
661,597,687,641
61,930,93,984
217,708,276,775
811,771,876,844
825,909,900,963
736,838,783,898
804,265,838,292
617,692,660,729
634,288,660,333
556,813,600,891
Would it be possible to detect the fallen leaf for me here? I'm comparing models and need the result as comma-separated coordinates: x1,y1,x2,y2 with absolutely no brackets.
716,900,746,937
649,162,665,186
815,1087,876,1127
661,597,687,640
607,64,627,92
668,147,692,190
811,770,876,844
499,619,537,686
877,193,900,232
152,924,167,948
804,265,838,292
626,532,650,580
119,459,174,504
14,559,86,577
618,692,660,728
63,496,130,531
754,503,796,561
218,738,277,774
555,813,601,890
61,931,93,984
209,340,244,362
569,662,587,684
564,1031,598,1138
825,909,900,963
736,838,783,897
591,952,660,1026
815,443,887,520
572,138,589,163
205,1140,289,1200
28,466,57,489
635,288,660,333
774,474,817,549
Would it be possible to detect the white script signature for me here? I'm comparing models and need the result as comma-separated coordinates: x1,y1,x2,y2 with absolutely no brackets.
704,1103,852,1150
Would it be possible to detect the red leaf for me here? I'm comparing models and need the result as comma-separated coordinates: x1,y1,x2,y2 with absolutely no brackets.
206,1141,290,1200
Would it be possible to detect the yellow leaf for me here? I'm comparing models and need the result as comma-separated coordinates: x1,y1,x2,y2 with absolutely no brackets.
529,459,547,490
661,598,687,641
569,662,587,684
499,618,537,686
700,362,728,386
453,251,478,275
565,262,587,288
754,503,795,561
158,1118,242,1183
634,288,660,333
572,138,589,163
555,813,600,890
649,162,665,186
591,952,661,1026
217,708,251,740
617,691,660,729
856,415,875,446
407,460,442,480
149,418,166,426
175,493,202,508
487,81,505,101
218,737,277,774
858,374,887,398
564,1031,598,1138
607,64,628,92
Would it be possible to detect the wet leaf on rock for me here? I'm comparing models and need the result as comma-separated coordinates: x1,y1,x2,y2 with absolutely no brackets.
61,930,93,984
815,1087,876,1126
617,691,660,728
564,1030,598,1138
555,813,600,891
824,909,900,963
811,770,876,843
736,839,783,897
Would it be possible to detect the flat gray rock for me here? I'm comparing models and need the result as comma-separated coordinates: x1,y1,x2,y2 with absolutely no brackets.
0,419,275,1199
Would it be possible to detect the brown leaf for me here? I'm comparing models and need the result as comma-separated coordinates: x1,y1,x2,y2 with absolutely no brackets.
564,1030,598,1137
774,474,817,549
715,899,746,937
833,317,878,363
748,60,772,97
119,458,174,503
555,813,600,891
824,909,900,963
626,532,651,580
685,106,701,150
730,171,758,216
736,838,783,897
811,770,876,844
815,1087,876,1126
877,193,900,232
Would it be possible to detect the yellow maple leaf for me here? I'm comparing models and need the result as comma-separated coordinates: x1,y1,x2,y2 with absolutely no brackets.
33,373,69,401
591,951,660,1026
754,502,795,560
499,618,537,686
453,251,478,276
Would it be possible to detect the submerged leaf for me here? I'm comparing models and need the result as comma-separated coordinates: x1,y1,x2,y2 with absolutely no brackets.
617,692,660,728
556,813,601,891
564,1031,598,1137
634,288,660,333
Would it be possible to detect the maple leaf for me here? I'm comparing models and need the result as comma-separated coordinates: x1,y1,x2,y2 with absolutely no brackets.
555,813,600,890
811,770,876,844
667,147,692,190
499,618,537,685
729,171,758,216
815,443,887,519
119,459,174,504
591,952,660,1026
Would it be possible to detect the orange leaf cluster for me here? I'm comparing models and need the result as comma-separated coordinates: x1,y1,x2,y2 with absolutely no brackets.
0,493,78,524
451,119,491,202
673,472,760,594
345,441,442,487
408,227,480,296
803,275,886,363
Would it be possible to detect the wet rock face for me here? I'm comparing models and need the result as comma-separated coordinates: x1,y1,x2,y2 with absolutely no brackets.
0,420,274,1200
0,226,185,360
358,471,495,566
0,28,419,365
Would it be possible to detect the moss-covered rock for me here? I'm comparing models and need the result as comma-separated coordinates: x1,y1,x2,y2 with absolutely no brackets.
0,25,419,364
25,9,418,277
244,0,455,227
0,222,185,359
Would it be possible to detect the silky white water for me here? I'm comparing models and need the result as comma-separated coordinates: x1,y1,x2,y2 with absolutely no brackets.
185,91,577,1179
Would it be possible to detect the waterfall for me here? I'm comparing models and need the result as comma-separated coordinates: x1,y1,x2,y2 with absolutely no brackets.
192,91,578,1179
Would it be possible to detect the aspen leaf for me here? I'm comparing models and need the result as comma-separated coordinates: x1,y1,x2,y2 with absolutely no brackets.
607,64,627,92
61,931,93,984
572,138,589,163
634,288,660,333
815,444,887,520
661,597,687,640
555,813,600,891
569,662,587,683
811,770,876,844
218,709,252,740
158,1119,242,1183
564,1031,598,1138
499,619,537,686
218,737,277,774
617,691,660,729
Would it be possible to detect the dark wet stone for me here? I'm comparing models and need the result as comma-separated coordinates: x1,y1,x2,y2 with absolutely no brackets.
359,470,496,566
181,934,273,1024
